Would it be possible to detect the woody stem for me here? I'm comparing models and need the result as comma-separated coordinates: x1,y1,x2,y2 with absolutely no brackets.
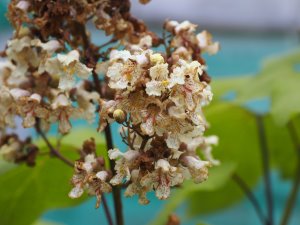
35,121,114,225
105,125,124,225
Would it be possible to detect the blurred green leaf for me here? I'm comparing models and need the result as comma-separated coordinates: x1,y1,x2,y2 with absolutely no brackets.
264,115,297,179
187,103,262,216
211,75,252,100
0,128,107,225
230,50,300,125
0,145,82,225
0,158,16,175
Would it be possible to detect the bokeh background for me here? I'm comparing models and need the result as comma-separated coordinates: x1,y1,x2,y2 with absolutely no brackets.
1,0,300,225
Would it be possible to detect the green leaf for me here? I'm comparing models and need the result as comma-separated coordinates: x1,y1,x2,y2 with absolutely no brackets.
0,145,84,225
211,75,252,101
229,49,300,125
186,103,262,216
0,127,108,225
0,158,16,175
148,162,236,225
264,115,299,179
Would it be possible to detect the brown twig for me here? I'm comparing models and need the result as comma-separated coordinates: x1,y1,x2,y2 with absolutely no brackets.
105,125,124,225
35,123,74,167
102,195,115,225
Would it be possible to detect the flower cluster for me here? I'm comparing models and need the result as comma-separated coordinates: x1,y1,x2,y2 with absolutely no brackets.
69,138,112,208
1,0,220,209
0,134,39,166
98,20,220,203
0,27,100,134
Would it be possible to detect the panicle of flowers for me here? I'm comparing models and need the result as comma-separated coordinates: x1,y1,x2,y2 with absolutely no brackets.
98,20,220,203
69,138,112,208
0,25,99,134
1,0,220,209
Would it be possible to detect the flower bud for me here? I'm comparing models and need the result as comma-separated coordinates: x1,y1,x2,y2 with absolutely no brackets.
113,109,126,123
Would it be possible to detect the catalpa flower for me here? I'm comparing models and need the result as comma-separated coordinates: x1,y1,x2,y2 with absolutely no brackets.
74,82,100,123
141,159,184,200
145,54,169,96
49,93,82,134
197,30,220,55
69,153,112,208
43,50,92,91
108,148,140,185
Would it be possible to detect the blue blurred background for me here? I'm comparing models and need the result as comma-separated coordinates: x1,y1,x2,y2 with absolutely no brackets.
1,0,300,225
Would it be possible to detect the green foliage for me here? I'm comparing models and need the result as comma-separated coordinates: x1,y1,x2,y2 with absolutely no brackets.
226,50,300,125
0,128,107,225
0,158,16,175
264,115,298,179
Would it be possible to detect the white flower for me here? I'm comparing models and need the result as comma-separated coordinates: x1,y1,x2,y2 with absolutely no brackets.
196,30,220,55
83,154,96,173
96,171,109,181
6,36,39,77
124,169,150,205
9,88,30,100
155,159,176,173
16,1,30,11
174,20,197,34
69,186,84,199
108,148,124,159
44,50,92,90
145,62,169,96
108,149,140,185
182,156,211,183
75,82,100,123
50,93,81,134
109,50,133,62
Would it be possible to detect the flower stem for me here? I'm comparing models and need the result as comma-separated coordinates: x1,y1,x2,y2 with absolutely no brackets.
105,125,124,225
35,122,74,167
256,115,273,225
280,121,300,225
35,122,115,225
102,195,115,225
232,173,267,225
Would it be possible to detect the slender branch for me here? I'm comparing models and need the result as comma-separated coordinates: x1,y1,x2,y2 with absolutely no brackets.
102,195,115,225
74,21,124,225
232,173,267,225
35,122,115,225
99,37,118,50
256,115,273,225
280,121,300,225
35,123,74,167
105,125,124,225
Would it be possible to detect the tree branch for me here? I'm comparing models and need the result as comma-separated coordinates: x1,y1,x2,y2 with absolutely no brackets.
105,125,124,225
35,123,74,167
